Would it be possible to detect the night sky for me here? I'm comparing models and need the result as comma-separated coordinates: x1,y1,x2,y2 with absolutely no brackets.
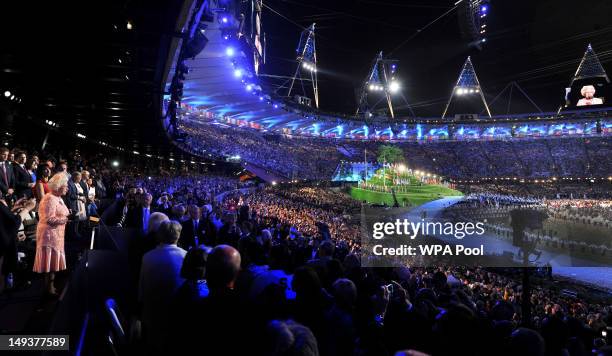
260,0,612,117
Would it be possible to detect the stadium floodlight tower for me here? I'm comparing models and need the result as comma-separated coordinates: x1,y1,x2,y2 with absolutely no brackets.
442,56,491,119
284,23,319,108
571,43,610,85
356,51,401,119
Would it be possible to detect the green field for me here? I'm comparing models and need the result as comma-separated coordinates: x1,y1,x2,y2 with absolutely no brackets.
350,185,463,206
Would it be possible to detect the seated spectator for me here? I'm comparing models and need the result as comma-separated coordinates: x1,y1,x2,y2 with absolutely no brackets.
139,220,186,354
0,197,36,291
264,319,320,356
172,245,244,355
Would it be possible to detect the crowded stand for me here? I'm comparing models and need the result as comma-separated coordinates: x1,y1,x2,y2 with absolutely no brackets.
178,119,344,180
3,0,612,355
1,145,611,356
177,118,611,181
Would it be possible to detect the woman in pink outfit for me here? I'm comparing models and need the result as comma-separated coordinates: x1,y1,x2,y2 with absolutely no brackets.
33,173,70,295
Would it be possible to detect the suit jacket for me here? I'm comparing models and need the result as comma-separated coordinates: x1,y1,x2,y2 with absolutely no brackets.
65,180,80,213
13,164,33,198
0,202,21,273
79,180,89,203
124,206,154,232
0,160,15,196
179,218,207,250
95,179,107,199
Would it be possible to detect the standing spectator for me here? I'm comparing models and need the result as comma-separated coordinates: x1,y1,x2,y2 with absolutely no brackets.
179,205,207,250
66,172,86,242
33,164,52,202
33,174,70,296
93,170,107,200
79,170,90,213
26,157,37,186
13,151,35,199
86,176,97,216
0,147,15,197
56,160,69,179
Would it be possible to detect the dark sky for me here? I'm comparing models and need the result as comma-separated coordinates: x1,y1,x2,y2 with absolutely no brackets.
259,0,612,117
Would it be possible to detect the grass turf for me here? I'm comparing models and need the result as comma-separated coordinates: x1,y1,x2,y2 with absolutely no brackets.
350,185,463,206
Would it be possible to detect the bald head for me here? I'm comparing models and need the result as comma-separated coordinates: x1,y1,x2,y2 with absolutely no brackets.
207,245,241,290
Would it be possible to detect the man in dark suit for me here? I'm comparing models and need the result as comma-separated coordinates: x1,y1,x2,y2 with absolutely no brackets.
124,192,153,233
13,151,34,199
79,170,90,213
179,204,208,250
0,147,15,197
65,172,83,240
65,173,80,214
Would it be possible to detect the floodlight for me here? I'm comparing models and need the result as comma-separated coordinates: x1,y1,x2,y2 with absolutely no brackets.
389,81,400,93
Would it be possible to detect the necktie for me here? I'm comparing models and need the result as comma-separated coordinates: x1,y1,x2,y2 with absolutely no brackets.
1,162,7,185
194,220,199,247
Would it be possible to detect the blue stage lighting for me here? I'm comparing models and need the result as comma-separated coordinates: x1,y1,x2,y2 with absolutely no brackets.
481,5,487,12
226,47,235,57
259,96,264,101
222,17,228,23
273,104,279,109
246,84,253,91
233,69,242,78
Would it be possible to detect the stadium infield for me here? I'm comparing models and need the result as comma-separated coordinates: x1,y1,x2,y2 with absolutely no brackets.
350,185,463,206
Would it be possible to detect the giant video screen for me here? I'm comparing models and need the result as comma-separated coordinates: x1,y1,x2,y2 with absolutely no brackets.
563,78,610,110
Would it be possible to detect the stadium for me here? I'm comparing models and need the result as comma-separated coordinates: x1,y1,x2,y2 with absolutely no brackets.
0,0,611,355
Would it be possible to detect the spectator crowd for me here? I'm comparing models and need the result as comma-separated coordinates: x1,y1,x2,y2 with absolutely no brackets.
0,144,611,356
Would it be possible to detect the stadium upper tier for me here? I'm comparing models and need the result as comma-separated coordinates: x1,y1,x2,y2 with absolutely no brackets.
181,107,611,141
165,1,611,181
170,2,611,143
176,117,611,181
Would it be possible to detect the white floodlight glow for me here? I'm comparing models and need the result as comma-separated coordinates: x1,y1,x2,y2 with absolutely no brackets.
3,91,10,97
389,81,400,93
